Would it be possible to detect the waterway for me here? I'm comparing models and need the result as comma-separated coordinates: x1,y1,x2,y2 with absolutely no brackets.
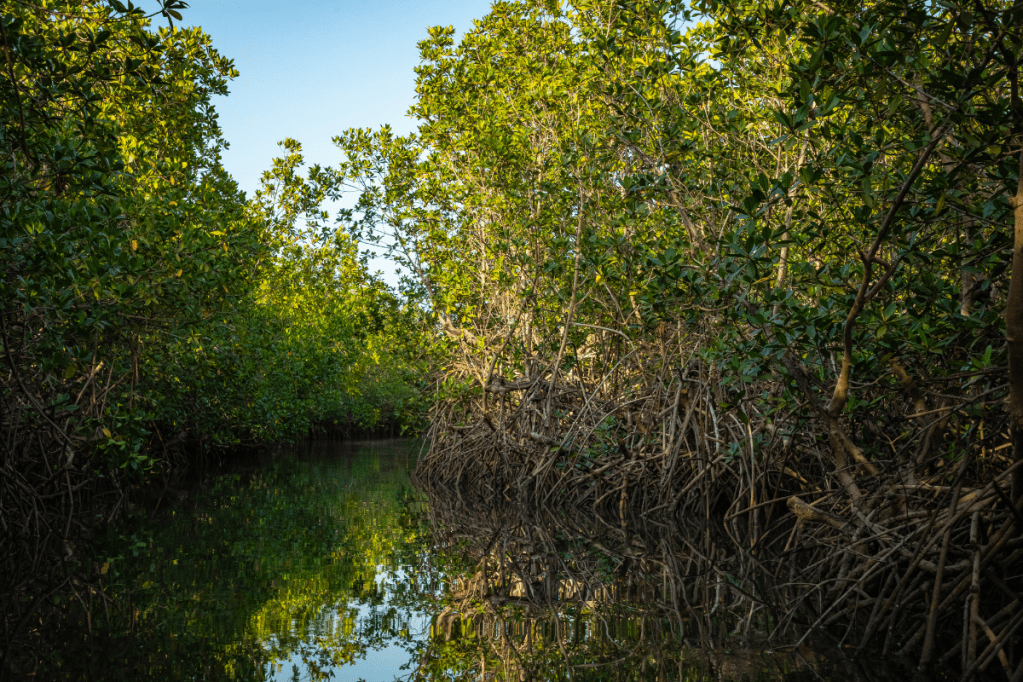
72,439,908,681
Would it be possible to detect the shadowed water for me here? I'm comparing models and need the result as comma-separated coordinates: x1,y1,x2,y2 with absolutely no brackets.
61,440,912,681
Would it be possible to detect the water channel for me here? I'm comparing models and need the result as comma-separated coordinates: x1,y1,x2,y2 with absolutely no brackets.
80,439,912,681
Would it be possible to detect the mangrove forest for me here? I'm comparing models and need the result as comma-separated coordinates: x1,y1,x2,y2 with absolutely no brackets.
4,0,1023,679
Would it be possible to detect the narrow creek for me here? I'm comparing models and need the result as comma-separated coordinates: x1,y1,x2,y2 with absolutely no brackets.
80,439,912,681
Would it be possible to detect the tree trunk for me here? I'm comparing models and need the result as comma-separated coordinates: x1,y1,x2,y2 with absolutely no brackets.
1006,150,1023,501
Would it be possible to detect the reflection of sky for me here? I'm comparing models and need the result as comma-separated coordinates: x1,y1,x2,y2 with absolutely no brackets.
256,442,441,682
267,565,437,682
201,440,853,682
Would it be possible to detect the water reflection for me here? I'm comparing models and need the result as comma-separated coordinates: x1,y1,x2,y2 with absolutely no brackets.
97,440,908,681
102,439,436,681
413,499,859,682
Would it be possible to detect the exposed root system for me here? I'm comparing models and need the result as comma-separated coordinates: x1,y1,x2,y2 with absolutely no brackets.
413,337,1023,680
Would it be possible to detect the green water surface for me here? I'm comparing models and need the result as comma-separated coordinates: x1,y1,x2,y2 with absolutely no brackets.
83,439,433,681
68,440,900,682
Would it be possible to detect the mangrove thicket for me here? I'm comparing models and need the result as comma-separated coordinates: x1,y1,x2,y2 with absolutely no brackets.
0,1,427,675
8,0,1023,679
332,0,1023,679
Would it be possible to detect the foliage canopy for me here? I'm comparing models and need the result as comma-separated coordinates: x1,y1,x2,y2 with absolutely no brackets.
0,2,425,674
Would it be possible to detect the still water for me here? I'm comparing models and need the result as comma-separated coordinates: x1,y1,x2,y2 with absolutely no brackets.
92,440,900,681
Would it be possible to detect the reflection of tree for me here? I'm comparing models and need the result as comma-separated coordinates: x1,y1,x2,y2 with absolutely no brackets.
409,494,864,682
102,444,436,681
97,443,870,680
415,603,695,682
409,531,698,680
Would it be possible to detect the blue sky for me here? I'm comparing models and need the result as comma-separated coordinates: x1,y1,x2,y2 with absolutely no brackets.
167,0,494,282
174,0,493,198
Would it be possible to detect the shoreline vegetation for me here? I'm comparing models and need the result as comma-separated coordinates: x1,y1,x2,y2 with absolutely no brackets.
5,0,1023,679
393,1,1023,678
0,2,426,677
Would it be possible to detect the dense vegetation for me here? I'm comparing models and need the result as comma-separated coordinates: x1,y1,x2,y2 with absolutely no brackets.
0,1,425,676
335,0,1023,677
8,0,1023,678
